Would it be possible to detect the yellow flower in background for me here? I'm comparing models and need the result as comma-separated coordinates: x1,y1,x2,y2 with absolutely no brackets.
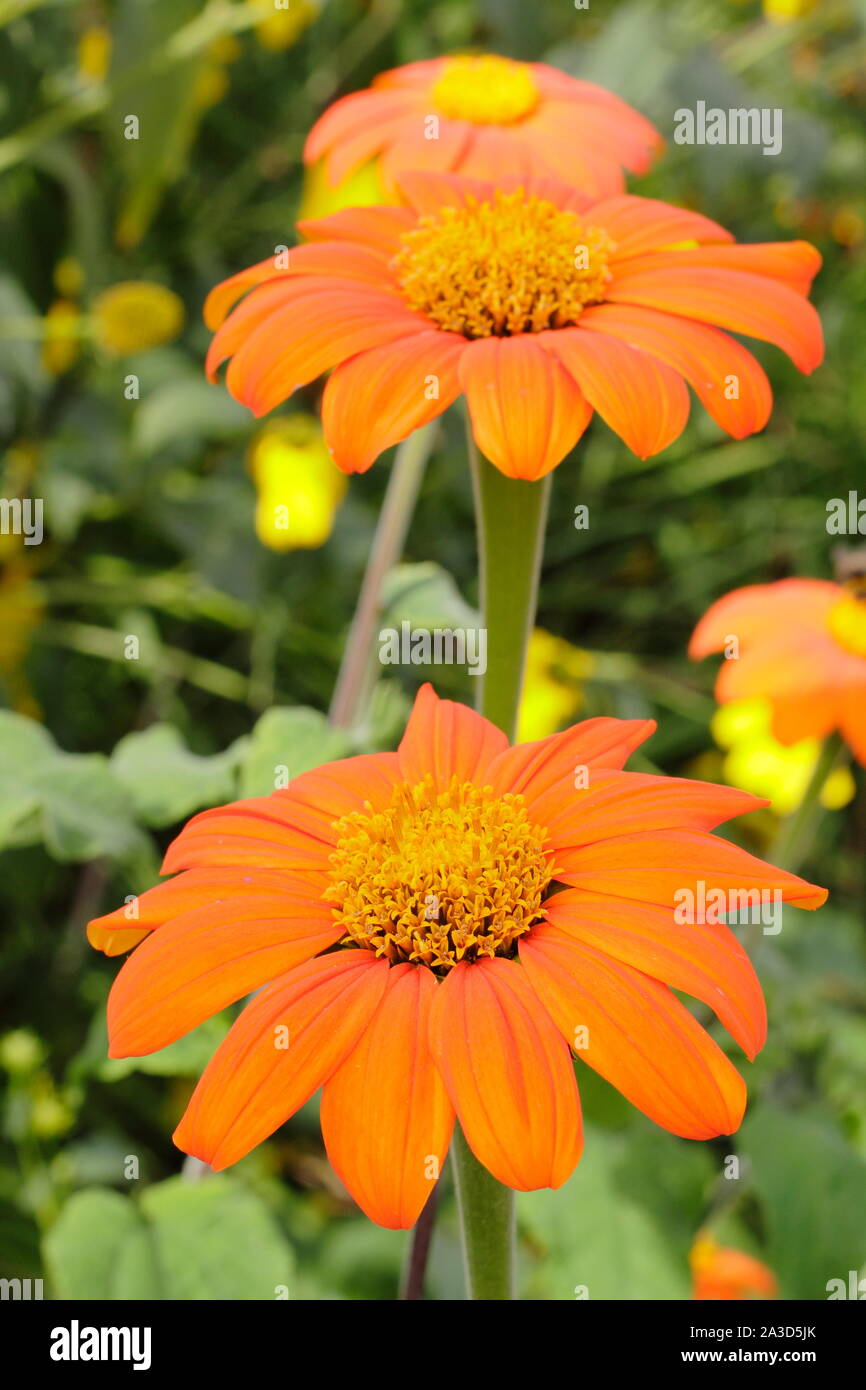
77,25,112,82
517,628,594,744
92,282,185,356
210,35,243,65
762,0,817,21
247,415,347,551
0,533,45,719
41,300,81,376
297,157,388,222
0,1029,45,1076
193,63,232,111
246,0,319,52
712,698,855,816
192,35,243,112
831,206,865,248
53,257,84,298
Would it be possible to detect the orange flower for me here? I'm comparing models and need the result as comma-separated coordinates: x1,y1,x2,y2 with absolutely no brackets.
690,577,866,765
690,1231,778,1301
303,54,662,197
88,686,826,1229
204,173,823,480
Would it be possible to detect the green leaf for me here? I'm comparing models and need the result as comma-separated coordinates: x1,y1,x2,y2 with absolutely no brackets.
519,1124,705,1300
741,1105,866,1299
43,1188,159,1299
110,723,244,827
131,376,252,456
140,1175,295,1300
380,562,480,633
43,1177,295,1300
0,712,148,863
238,706,352,799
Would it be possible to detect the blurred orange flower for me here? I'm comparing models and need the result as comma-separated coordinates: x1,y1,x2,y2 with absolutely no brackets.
304,54,661,196
88,686,825,1228
205,173,823,480
691,1231,778,1300
690,578,866,765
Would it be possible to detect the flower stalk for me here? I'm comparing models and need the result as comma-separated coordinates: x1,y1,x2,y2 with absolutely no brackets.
467,428,553,741
449,427,553,1301
769,730,845,873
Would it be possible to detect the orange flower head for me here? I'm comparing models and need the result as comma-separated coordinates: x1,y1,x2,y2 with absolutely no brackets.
690,576,866,765
690,1231,778,1301
88,686,827,1229
303,55,663,197
204,172,824,480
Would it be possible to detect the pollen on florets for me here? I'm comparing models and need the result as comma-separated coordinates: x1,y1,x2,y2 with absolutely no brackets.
325,775,553,972
393,190,615,339
432,55,540,126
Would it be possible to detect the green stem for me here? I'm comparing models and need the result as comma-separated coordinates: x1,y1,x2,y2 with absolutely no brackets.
328,422,438,729
452,427,552,1301
467,430,553,740
769,731,845,873
451,1126,516,1301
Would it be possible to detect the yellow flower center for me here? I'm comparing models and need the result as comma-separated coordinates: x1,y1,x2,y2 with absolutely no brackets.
394,191,615,339
432,55,540,125
827,593,866,658
326,775,552,972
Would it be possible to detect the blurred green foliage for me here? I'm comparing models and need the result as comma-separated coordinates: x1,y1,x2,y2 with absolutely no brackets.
1,0,865,1301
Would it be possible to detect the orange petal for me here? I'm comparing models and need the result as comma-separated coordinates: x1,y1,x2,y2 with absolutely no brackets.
544,326,690,459
546,890,766,1058
395,169,497,218
224,288,426,417
521,927,747,1138
586,195,733,256
206,278,311,382
553,827,828,910
459,335,592,479
518,119,627,198
398,683,508,788
281,751,402,822
839,683,866,766
612,241,821,294
378,119,473,191
484,716,655,806
519,103,658,194
107,889,340,1057
768,688,841,746
456,125,540,182
298,204,415,254
303,88,416,175
174,952,388,1170
429,958,583,1190
538,769,765,852
162,753,401,875
608,266,824,373
714,630,844,707
87,866,322,957
321,330,466,473
689,579,839,658
321,964,454,1229
580,304,772,439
